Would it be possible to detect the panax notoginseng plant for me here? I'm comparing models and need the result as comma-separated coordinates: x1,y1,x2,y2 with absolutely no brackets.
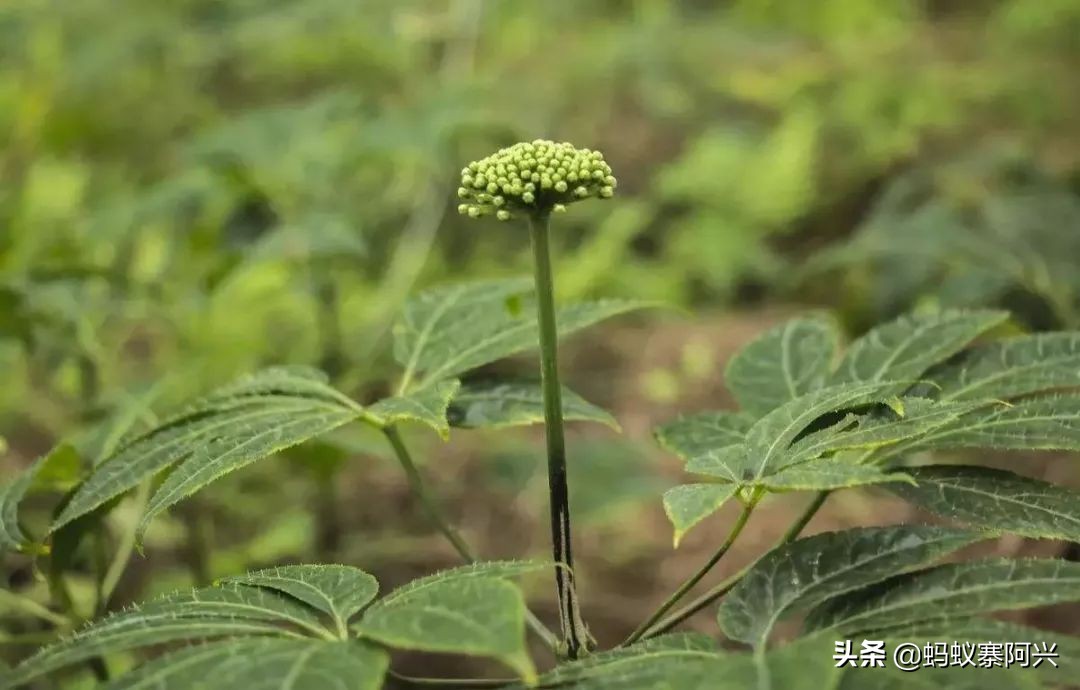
3,142,1080,689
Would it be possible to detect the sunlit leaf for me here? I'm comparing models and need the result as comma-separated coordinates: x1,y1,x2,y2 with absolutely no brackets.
904,396,1080,452
932,332,1080,401
366,379,460,438
760,459,912,492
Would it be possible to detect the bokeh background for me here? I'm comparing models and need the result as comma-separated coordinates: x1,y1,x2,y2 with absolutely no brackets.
3,0,1080,681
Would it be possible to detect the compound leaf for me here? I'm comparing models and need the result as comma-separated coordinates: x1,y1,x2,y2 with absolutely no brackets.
719,526,980,648
890,465,1080,542
830,310,1007,385
725,316,838,416
805,559,1080,636
448,380,617,430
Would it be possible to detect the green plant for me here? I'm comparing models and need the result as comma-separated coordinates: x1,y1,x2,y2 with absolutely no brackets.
5,143,1080,689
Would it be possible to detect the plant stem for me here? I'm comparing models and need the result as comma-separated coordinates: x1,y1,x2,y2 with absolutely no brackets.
97,480,152,615
638,490,831,640
528,209,587,659
0,590,71,629
381,424,559,652
383,425,476,562
623,500,754,646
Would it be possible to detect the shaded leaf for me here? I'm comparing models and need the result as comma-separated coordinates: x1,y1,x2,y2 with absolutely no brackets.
905,395,1080,452
806,558,1080,636
694,382,905,483
354,562,545,682
725,317,838,416
655,411,753,461
890,465,1080,542
366,379,460,438
448,381,618,430
720,526,980,648
662,484,740,547
831,311,1007,385
222,565,378,634
760,460,912,492
98,638,387,690
393,279,649,391
0,445,83,554
933,332,1080,401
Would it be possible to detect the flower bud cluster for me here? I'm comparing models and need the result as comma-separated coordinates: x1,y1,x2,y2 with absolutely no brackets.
457,140,616,221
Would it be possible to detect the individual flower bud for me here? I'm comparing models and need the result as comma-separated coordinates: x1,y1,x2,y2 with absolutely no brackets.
493,195,506,207
457,204,469,214
522,191,535,204
574,186,588,198
496,209,512,221
468,206,481,218
600,186,614,198
554,180,568,193
553,204,567,213
457,187,470,199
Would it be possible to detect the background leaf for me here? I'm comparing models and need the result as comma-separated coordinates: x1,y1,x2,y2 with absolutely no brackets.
655,411,754,461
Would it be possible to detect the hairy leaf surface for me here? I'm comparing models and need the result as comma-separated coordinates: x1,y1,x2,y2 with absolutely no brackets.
830,310,1007,385
806,559,1080,635
760,460,912,492
655,411,754,461
725,316,838,416
932,332,1080,401
448,380,617,430
393,279,647,392
719,526,980,647
222,565,378,634
906,396,1080,452
366,379,460,437
98,638,387,690
890,465,1080,542
354,562,544,682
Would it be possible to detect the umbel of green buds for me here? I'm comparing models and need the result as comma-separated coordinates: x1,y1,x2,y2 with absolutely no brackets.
457,140,617,221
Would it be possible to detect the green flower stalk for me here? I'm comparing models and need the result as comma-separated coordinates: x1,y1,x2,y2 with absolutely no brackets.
459,140,616,659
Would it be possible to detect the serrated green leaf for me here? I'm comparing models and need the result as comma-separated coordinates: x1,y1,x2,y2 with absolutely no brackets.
830,310,1007,385
525,634,725,688
838,665,1042,690
0,445,83,554
806,558,1080,636
725,317,838,416
447,380,618,430
761,636,845,690
2,582,336,688
53,369,362,537
906,395,1080,452
662,483,740,547
784,398,986,466
691,382,905,483
98,638,387,690
890,465,1080,542
222,565,378,635
366,379,460,438
393,279,649,392
760,459,912,492
354,562,545,682
719,526,980,648
933,332,1080,401
655,411,754,461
